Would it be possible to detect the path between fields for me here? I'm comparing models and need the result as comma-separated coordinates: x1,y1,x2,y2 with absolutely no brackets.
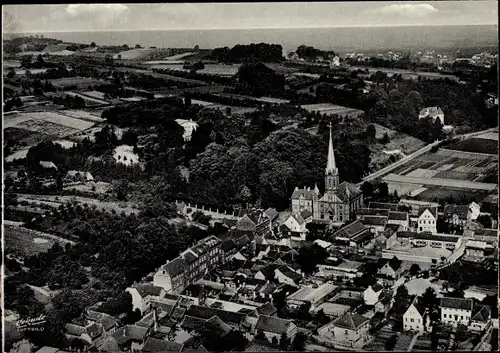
408,332,422,351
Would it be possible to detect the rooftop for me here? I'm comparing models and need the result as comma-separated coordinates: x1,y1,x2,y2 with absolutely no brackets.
286,283,338,303
255,315,293,334
440,297,473,311
334,312,369,330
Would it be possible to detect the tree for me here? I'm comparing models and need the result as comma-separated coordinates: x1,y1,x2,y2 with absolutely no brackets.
409,264,421,276
296,244,328,275
361,181,374,198
378,182,389,198
291,332,307,351
90,41,96,47
271,336,279,348
380,132,390,144
421,287,439,321
385,334,398,351
477,214,492,228
279,332,290,351
255,329,267,343
366,124,376,139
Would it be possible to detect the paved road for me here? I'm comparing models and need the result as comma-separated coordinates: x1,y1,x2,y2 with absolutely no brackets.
357,127,499,187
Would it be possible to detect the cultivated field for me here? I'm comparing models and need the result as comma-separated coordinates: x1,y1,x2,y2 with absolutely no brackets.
152,63,241,77
445,138,498,155
300,103,364,118
5,111,96,131
4,127,59,149
48,77,106,88
65,92,111,106
63,181,112,195
414,188,491,203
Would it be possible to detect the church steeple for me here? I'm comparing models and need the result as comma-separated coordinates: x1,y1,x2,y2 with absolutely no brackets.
325,122,339,193
326,122,337,174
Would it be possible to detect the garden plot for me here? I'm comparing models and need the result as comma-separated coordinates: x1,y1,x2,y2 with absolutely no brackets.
16,120,78,137
300,103,364,117
5,111,96,131
445,138,498,155
474,131,498,141
57,109,106,123
64,181,111,195
406,169,440,178
113,145,140,166
5,225,62,258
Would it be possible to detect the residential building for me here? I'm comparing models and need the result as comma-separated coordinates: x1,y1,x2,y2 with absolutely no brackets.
282,213,308,240
440,297,474,328
403,297,430,332
417,207,438,234
363,284,384,306
418,106,445,125
85,310,119,339
141,338,183,353
329,312,370,348
274,265,302,286
469,306,492,333
443,204,478,228
377,256,403,280
465,240,495,257
154,236,223,294
374,290,393,315
125,283,166,315
373,228,397,250
64,323,102,345
101,325,149,352
317,260,363,280
255,315,297,342
290,125,363,223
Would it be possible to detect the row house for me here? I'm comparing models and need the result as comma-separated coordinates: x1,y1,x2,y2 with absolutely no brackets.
440,297,473,328
125,284,166,315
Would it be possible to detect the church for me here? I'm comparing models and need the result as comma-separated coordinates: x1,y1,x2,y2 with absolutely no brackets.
291,125,363,223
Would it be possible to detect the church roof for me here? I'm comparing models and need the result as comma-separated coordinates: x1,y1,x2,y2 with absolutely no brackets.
337,182,362,201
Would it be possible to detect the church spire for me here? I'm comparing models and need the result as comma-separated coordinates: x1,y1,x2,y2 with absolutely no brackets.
326,122,337,174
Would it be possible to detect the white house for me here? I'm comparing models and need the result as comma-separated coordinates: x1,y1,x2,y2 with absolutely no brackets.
283,213,308,241
417,207,438,234
330,312,370,348
418,107,445,125
125,283,166,315
403,297,430,332
274,265,302,286
363,284,384,306
440,297,473,328
469,306,492,333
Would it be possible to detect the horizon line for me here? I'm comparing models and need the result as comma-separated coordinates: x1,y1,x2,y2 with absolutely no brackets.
12,23,498,34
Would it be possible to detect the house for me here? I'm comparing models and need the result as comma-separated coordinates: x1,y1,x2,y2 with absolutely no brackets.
185,305,250,331
317,260,363,280
329,312,370,348
357,215,387,234
257,302,277,317
285,283,338,310
418,106,445,125
64,170,94,183
64,323,102,345
154,236,223,293
330,220,373,248
282,213,308,241
469,306,492,333
141,338,183,353
440,297,474,328
373,228,397,250
403,297,430,332
254,264,279,282
363,284,384,306
85,310,119,338
417,207,438,234
312,302,351,318
300,209,313,223
443,203,479,228
368,202,399,212
125,283,166,315
313,239,333,250
377,256,403,280
388,211,409,230
255,315,297,342
101,325,149,352
274,265,302,286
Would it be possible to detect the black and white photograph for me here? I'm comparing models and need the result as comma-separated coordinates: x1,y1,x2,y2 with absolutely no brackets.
2,2,499,352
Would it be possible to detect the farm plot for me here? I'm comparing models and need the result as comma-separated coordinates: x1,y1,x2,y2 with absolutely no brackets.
16,120,77,137
414,187,491,204
5,111,96,132
433,170,479,181
446,138,498,155
300,103,364,117
4,127,59,147
475,131,498,141
58,109,106,123
64,181,111,195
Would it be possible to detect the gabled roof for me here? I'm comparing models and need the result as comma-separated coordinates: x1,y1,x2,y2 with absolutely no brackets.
186,305,245,326
255,315,293,334
112,325,149,345
275,265,302,283
471,306,491,323
440,297,473,311
257,264,279,281
358,215,387,226
264,208,279,222
337,182,362,201
236,214,257,232
357,208,390,217
443,205,470,219
181,315,207,331
131,283,164,298
378,256,403,272
300,209,313,220
370,283,384,293
290,213,306,225
418,207,438,218
334,312,369,330
409,297,426,316
39,160,57,169
388,211,409,221
235,234,251,248
222,239,237,253
257,302,278,316
369,202,399,211
291,187,318,200
333,221,366,239
141,338,183,353
85,310,118,331
161,257,186,277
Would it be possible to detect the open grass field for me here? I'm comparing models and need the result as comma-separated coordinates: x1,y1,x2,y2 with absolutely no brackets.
4,127,58,147
113,145,140,166
4,225,62,258
48,77,106,88
63,181,112,195
5,111,96,133
300,103,364,117
446,138,498,155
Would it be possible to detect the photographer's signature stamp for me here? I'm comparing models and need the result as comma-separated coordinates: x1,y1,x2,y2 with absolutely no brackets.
16,315,46,331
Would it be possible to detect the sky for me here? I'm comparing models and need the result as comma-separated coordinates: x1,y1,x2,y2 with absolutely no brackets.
3,2,498,33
